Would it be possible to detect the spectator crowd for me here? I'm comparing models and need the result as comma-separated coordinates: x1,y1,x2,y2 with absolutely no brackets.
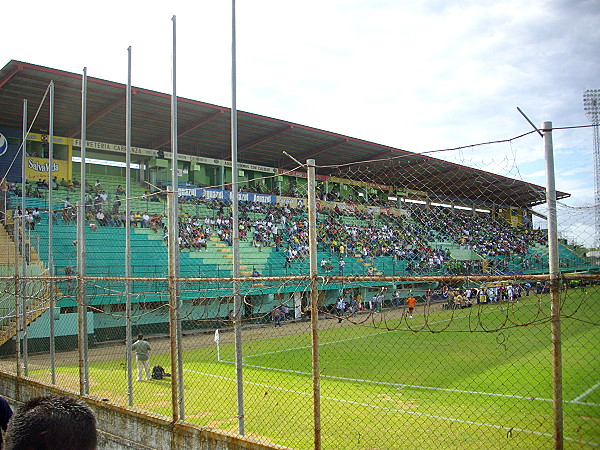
6,177,552,276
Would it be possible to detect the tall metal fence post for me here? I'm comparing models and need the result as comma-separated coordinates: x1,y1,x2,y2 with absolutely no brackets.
125,49,134,406
230,0,245,435
169,15,184,421
48,82,58,385
13,223,21,378
20,99,28,377
77,72,89,395
307,158,322,450
543,121,563,449
167,190,181,422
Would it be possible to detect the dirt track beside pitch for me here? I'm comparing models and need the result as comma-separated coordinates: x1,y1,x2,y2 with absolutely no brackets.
0,303,440,373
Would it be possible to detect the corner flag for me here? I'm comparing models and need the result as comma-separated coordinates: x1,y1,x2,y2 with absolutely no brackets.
214,329,221,362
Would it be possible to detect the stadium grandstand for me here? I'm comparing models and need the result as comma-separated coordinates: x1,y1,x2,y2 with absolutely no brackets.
0,59,592,354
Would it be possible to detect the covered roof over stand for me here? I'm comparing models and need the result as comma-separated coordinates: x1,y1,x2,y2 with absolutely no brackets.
0,60,569,208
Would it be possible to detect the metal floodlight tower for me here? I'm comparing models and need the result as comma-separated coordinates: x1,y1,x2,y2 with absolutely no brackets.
584,89,600,249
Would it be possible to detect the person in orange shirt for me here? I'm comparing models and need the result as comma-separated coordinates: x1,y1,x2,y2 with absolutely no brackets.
406,294,417,318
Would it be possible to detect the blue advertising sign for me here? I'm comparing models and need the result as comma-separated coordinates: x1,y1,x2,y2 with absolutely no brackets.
0,129,23,183
174,187,276,205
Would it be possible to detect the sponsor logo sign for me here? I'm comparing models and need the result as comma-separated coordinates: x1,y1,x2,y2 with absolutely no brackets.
0,133,8,157
25,157,69,180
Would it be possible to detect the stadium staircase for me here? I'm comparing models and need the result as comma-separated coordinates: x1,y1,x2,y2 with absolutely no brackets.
0,218,49,347
0,221,17,267
0,280,50,348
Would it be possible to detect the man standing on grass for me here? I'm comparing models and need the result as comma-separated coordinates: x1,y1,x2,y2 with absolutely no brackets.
371,294,379,313
406,293,417,319
132,334,151,381
336,297,345,323
272,306,283,328
393,291,401,307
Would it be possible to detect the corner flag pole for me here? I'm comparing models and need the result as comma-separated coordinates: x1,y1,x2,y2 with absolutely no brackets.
214,329,221,362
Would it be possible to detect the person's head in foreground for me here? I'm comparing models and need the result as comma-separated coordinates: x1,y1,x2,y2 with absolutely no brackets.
4,394,97,450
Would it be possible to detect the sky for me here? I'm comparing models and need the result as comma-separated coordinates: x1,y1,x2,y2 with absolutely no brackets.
3,0,600,245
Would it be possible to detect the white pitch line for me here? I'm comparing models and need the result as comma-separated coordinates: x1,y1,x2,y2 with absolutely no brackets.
239,362,553,402
573,381,600,403
218,360,599,407
183,367,599,447
185,368,312,397
315,396,599,447
221,301,600,408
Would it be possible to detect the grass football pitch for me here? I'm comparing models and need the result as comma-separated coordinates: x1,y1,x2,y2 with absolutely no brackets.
42,289,600,449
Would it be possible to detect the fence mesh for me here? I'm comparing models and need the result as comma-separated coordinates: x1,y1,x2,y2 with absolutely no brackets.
0,126,599,449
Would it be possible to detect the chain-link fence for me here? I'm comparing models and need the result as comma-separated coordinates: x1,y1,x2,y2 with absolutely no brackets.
0,127,599,449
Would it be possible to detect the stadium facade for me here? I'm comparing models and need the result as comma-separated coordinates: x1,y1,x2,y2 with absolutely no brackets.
0,60,580,353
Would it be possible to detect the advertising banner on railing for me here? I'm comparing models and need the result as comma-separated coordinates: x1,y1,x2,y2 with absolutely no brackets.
175,187,407,217
176,187,277,204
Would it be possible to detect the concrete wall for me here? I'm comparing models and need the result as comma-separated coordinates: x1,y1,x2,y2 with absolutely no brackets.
0,371,288,450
